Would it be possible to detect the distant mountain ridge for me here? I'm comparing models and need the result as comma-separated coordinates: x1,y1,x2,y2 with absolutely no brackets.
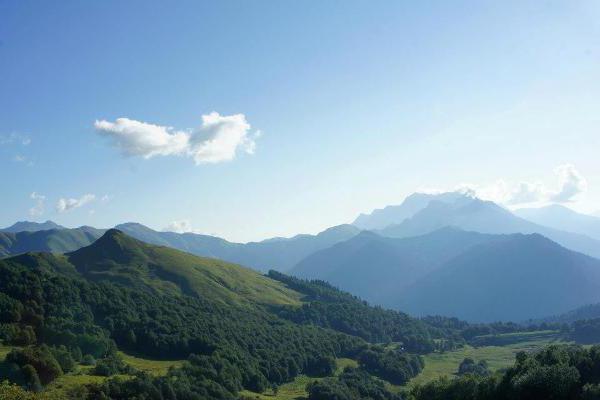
0,226,105,257
377,196,600,259
0,219,360,271
293,226,600,322
398,233,600,322
352,192,468,230
515,204,600,241
0,220,64,232
292,227,496,304
115,222,361,271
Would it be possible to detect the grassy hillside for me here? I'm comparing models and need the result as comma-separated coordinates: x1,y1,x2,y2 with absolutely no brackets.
117,222,360,272
53,229,302,306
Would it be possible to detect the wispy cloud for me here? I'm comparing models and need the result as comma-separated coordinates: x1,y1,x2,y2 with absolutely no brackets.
56,194,96,213
95,112,259,165
0,132,31,146
29,192,46,217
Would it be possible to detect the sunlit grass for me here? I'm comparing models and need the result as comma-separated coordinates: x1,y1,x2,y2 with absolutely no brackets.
239,358,358,400
408,332,565,387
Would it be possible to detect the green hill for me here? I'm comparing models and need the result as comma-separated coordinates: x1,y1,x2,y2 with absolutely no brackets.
66,229,302,305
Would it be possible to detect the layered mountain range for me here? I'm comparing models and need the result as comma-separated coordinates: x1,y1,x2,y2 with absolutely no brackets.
4,191,600,321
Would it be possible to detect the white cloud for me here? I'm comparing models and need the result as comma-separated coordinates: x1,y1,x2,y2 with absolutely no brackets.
505,181,545,205
13,154,26,162
550,164,587,203
431,164,587,206
95,112,258,165
163,220,194,234
29,192,46,217
56,194,96,213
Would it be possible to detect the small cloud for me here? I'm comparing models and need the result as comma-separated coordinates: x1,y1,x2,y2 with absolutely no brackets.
163,220,194,234
56,194,96,213
29,192,46,217
100,194,112,202
94,112,258,165
13,154,26,162
549,164,587,203
163,219,194,233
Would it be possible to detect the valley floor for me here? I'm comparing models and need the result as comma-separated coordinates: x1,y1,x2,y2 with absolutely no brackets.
409,331,563,387
239,330,566,400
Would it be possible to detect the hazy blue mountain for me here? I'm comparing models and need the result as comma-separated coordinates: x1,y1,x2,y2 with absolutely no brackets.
515,204,600,241
0,220,64,232
397,234,600,322
0,226,105,257
291,227,496,304
378,197,600,259
117,222,361,271
352,191,469,230
539,303,600,324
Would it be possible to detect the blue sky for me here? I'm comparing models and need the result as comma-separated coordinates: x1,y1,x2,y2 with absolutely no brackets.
1,0,599,242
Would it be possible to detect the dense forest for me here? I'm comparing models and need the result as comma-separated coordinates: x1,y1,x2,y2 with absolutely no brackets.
406,344,600,400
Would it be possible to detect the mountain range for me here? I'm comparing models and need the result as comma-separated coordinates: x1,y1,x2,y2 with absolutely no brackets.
375,196,600,260
292,226,600,322
0,220,360,272
0,226,104,257
4,191,600,322
0,220,64,233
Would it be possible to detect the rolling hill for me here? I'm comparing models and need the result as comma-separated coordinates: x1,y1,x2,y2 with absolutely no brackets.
8,229,301,306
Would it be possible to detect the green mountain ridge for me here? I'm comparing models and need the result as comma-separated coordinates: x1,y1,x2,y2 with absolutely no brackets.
114,222,361,271
0,226,105,257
